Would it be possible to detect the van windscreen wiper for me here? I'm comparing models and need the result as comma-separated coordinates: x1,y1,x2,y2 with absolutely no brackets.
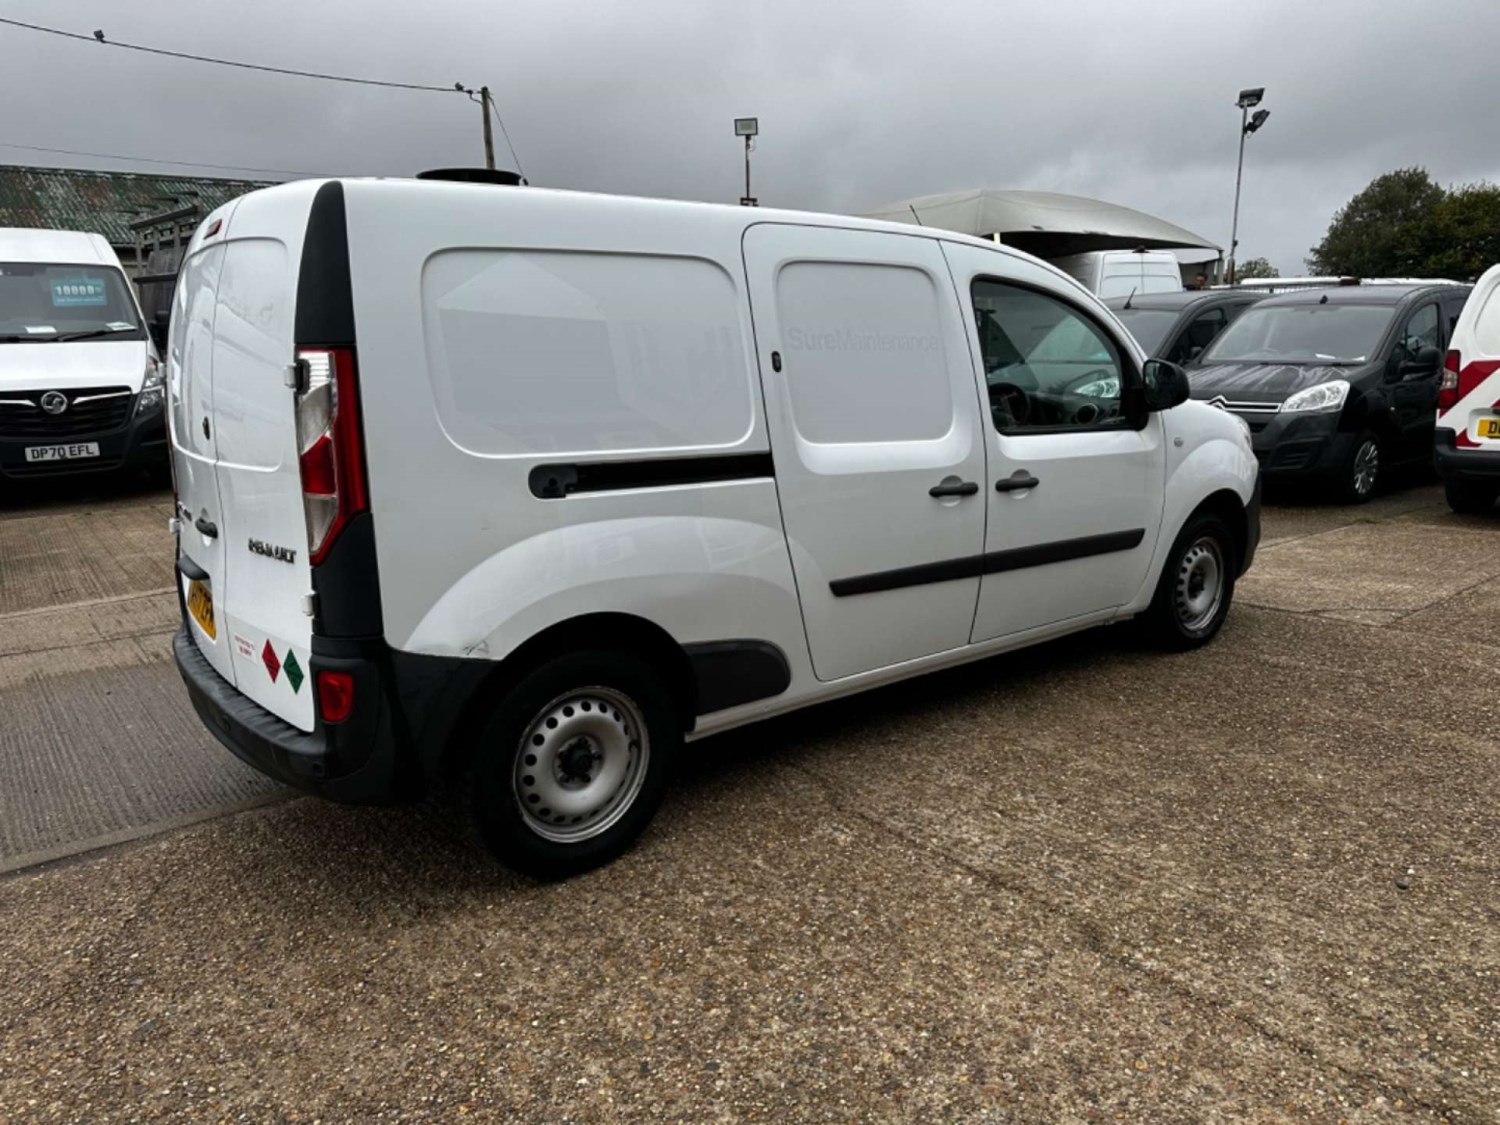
47,326,140,342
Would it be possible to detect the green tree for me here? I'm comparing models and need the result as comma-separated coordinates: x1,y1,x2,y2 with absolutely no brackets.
1235,257,1279,279
1418,183,1500,280
1307,167,1444,276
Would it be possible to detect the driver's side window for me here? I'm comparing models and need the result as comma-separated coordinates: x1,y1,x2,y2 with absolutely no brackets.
971,279,1127,433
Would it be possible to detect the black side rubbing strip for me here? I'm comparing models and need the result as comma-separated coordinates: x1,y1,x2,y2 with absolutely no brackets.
829,529,1146,597
684,640,792,715
530,453,774,499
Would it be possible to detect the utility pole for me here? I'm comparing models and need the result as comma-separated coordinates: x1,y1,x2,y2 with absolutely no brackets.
479,86,496,170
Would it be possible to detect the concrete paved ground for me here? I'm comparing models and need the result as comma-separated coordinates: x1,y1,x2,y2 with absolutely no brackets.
0,481,1496,1121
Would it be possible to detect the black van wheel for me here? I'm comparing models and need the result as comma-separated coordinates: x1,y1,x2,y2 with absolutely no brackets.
1333,431,1381,504
461,651,678,879
1445,480,1500,515
1140,512,1237,650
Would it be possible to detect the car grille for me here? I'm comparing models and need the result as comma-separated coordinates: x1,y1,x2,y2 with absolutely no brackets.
0,387,135,440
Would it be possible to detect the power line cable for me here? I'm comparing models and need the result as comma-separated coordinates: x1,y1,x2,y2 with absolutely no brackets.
487,96,525,177
0,16,463,93
0,141,326,178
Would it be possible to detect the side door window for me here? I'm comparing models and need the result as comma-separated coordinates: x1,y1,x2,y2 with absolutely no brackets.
1397,303,1440,368
971,280,1130,432
1170,306,1228,365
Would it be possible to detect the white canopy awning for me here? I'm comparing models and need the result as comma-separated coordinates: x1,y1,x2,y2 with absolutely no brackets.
860,189,1221,258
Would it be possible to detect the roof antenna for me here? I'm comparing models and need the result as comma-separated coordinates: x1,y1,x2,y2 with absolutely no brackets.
908,204,924,226
1124,286,1137,310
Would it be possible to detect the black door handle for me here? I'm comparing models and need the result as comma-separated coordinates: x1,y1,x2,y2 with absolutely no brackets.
194,515,219,539
929,480,980,498
995,474,1040,492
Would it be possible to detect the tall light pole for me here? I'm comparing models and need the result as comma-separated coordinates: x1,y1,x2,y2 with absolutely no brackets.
1228,87,1270,286
734,117,758,205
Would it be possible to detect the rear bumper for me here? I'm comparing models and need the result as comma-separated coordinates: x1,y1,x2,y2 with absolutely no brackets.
1434,428,1500,482
0,400,167,480
173,621,408,805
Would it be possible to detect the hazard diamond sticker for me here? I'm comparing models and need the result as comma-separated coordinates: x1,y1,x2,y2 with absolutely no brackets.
261,640,281,682
283,649,304,694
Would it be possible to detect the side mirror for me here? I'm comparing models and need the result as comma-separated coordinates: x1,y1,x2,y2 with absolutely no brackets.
1142,358,1191,412
1399,345,1441,381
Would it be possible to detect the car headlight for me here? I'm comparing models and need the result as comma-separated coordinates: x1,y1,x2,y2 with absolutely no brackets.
135,356,164,416
1280,379,1350,414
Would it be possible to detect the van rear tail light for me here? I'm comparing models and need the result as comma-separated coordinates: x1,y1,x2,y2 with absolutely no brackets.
316,669,356,724
294,347,368,565
1438,350,1462,412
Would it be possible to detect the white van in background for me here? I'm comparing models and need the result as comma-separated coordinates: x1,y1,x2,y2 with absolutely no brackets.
1049,248,1185,299
0,229,165,481
169,179,1260,877
1436,262,1500,513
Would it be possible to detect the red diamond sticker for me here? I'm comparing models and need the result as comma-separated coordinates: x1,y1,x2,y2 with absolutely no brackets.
261,640,281,682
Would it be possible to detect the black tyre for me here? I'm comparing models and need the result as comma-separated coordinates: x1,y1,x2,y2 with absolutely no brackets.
1445,480,1500,515
1332,431,1381,505
1141,512,1237,650
461,650,678,879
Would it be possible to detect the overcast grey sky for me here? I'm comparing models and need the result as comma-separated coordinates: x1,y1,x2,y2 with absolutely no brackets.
4,0,1498,274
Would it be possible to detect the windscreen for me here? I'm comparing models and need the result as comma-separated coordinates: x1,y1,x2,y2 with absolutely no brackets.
1201,303,1395,365
0,262,144,342
1110,308,1178,356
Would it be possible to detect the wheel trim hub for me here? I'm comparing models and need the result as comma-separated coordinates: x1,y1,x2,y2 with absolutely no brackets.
1174,537,1225,632
513,688,648,842
1353,440,1379,495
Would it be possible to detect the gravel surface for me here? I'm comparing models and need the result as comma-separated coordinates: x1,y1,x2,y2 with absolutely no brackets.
0,484,1496,1121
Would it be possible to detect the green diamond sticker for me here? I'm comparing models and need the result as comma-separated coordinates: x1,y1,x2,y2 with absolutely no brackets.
283,648,304,694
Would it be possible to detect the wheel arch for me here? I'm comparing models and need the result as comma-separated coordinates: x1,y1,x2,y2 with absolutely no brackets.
1189,487,1251,574
433,612,698,789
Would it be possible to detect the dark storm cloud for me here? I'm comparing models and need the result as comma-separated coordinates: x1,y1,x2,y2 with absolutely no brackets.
4,0,1498,274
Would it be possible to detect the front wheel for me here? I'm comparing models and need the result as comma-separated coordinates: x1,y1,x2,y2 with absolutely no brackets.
1140,512,1237,650
460,651,679,879
1332,431,1381,505
1445,479,1500,515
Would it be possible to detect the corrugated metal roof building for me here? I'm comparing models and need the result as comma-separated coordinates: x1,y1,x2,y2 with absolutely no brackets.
0,164,272,275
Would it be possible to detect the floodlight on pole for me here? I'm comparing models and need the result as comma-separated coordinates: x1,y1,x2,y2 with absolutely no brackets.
735,117,758,206
1228,88,1269,285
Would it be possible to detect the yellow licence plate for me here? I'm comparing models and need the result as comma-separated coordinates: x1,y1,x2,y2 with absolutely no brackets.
187,579,216,639
1478,418,1500,439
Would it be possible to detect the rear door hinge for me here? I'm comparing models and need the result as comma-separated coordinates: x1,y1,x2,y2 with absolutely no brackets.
300,592,319,618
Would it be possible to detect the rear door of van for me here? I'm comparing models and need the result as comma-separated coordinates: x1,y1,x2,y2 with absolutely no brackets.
173,182,335,732
170,215,236,687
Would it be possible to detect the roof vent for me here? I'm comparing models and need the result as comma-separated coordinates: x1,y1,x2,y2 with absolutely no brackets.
416,168,526,186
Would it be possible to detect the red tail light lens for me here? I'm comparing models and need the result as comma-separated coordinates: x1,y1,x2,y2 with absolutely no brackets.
316,670,356,724
294,347,368,564
1438,350,1462,412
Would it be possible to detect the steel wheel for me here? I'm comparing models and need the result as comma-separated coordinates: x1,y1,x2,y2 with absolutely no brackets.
1174,536,1225,633
512,686,650,843
1350,438,1379,498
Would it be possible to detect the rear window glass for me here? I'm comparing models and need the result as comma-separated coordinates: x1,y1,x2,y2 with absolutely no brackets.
422,250,754,456
0,262,143,340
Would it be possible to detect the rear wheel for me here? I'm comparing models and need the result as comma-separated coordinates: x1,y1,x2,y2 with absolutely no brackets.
461,651,678,879
1332,431,1381,504
1141,512,1237,650
1445,479,1500,515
